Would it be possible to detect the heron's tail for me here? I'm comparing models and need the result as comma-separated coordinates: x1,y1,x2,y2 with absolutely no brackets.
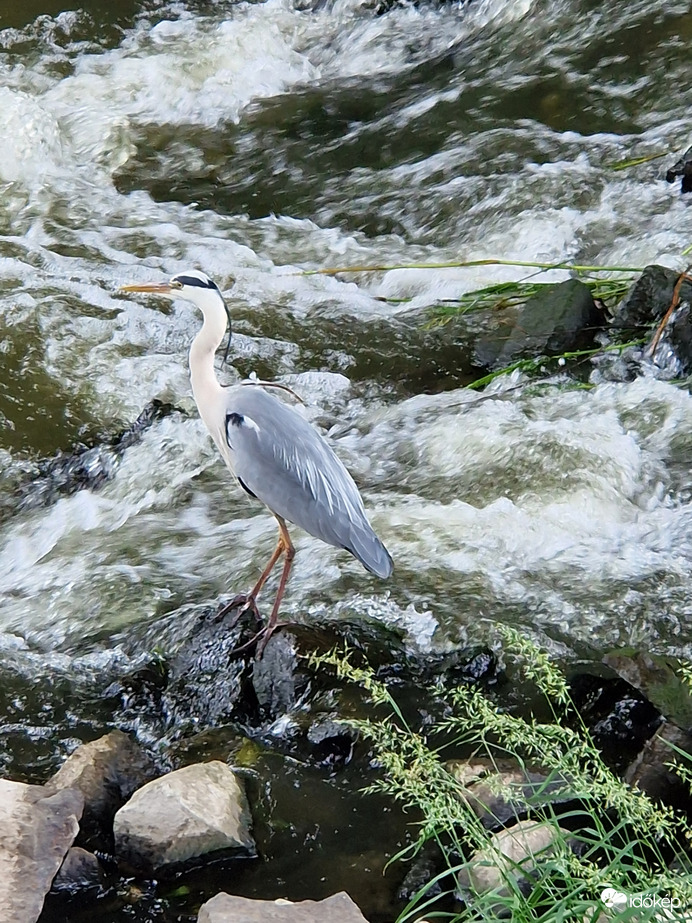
345,520,393,579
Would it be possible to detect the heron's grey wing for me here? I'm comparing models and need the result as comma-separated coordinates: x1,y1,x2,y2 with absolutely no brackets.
223,386,392,578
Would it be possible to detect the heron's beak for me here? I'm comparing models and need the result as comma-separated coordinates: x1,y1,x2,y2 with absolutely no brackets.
119,282,174,295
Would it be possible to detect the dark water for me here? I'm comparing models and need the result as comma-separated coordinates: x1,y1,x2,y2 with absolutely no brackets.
1,0,691,918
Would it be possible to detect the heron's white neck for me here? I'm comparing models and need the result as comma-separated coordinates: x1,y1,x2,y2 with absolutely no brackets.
188,292,228,405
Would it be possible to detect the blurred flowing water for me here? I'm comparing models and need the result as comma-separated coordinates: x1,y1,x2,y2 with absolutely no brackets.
0,0,691,911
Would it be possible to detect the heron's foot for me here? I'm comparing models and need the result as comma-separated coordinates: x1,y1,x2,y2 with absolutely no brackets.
214,593,260,625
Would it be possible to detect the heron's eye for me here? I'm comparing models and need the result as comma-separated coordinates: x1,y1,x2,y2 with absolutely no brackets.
170,279,184,290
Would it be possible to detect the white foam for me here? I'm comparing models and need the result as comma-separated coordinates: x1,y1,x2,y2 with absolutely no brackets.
0,0,690,662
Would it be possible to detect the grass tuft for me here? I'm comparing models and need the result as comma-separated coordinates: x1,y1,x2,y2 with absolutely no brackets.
309,633,692,922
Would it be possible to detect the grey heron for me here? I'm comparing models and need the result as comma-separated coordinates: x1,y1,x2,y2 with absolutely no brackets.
119,270,392,654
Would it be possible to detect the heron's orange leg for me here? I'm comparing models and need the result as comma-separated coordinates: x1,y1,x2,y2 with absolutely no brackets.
249,538,285,600
217,520,286,620
266,520,294,623
232,517,295,658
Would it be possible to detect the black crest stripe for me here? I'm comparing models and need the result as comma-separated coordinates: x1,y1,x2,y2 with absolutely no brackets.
174,274,217,289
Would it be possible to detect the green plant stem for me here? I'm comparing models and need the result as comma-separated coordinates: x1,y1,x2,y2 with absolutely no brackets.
464,339,646,390
300,259,644,277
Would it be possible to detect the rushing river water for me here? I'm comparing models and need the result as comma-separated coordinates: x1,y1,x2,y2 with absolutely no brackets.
1,0,692,916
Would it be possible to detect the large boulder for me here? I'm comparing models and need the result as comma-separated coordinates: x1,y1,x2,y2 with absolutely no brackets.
474,278,602,368
46,730,157,844
0,779,83,922
113,760,255,871
197,891,369,922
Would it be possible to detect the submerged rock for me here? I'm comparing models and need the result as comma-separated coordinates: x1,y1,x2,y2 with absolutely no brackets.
396,845,443,904
307,716,356,769
17,399,180,510
447,758,576,830
197,891,369,922
0,779,83,923
568,672,662,772
113,760,255,872
51,846,105,894
474,278,602,369
45,730,158,847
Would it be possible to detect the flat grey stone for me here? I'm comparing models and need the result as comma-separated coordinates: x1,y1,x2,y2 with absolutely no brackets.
114,760,255,871
459,819,566,897
197,891,369,922
0,779,83,922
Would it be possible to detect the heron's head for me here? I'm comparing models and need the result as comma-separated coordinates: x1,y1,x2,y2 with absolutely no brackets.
119,269,234,359
119,269,227,303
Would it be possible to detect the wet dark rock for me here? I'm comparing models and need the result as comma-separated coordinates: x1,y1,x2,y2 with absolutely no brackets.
164,611,502,752
45,730,158,848
568,672,662,772
666,145,692,194
17,400,181,510
474,279,602,369
113,760,255,872
0,779,83,922
666,300,692,373
419,647,501,688
458,819,571,902
102,657,169,732
600,262,692,380
611,264,692,338
396,844,443,903
251,630,300,720
163,604,267,730
603,650,692,730
164,612,411,737
447,758,576,830
197,891,369,923
624,721,692,810
51,846,105,894
168,726,248,767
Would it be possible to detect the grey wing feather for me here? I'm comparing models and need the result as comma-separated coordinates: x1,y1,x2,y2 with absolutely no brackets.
223,386,392,579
